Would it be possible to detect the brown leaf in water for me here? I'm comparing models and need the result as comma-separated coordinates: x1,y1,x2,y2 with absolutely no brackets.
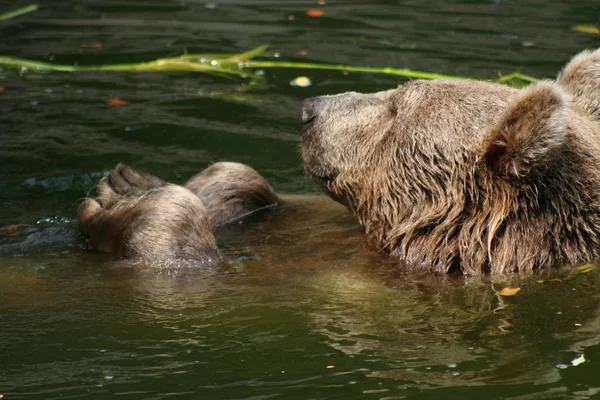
0,86,5,92
499,287,521,296
106,97,128,106
306,9,325,17
80,42,103,48
537,278,564,283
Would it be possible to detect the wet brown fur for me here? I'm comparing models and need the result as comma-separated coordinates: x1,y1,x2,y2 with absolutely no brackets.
301,48,600,275
78,164,221,267
185,162,279,229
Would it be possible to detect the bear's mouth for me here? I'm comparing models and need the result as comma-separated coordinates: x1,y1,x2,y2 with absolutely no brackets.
305,163,339,187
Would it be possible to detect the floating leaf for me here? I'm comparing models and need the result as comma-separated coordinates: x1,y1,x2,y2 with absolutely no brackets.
536,278,563,284
106,97,128,106
572,25,600,34
576,264,596,274
326,365,335,369
499,287,521,296
80,43,103,49
306,9,325,17
291,76,312,87
571,354,585,366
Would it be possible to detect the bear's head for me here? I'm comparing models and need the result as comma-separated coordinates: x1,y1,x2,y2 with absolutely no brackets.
301,59,600,275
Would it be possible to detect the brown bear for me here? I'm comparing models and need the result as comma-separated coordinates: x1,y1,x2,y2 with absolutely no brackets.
301,48,600,275
184,162,279,229
78,162,278,266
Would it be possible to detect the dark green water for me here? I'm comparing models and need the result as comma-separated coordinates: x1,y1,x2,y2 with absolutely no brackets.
2,0,600,398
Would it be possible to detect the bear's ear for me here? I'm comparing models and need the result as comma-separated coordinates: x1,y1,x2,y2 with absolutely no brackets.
481,82,569,176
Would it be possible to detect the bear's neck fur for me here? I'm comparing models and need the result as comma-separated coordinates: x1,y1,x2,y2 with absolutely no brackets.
335,115,600,275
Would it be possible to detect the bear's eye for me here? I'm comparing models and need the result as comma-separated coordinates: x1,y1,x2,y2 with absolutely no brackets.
386,101,398,117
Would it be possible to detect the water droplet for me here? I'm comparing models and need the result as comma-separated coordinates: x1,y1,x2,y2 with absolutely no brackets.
104,375,114,380
44,88,54,94
210,60,220,66
556,363,568,369
447,363,457,368
452,372,460,376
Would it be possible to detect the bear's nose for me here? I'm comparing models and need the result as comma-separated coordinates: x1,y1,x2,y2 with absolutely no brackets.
301,97,323,126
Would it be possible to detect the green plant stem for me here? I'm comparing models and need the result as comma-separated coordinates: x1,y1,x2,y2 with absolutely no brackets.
497,71,538,84
0,4,38,21
0,56,248,76
246,60,465,80
0,43,539,86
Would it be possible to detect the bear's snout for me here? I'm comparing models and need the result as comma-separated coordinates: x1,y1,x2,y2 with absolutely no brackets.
301,97,323,127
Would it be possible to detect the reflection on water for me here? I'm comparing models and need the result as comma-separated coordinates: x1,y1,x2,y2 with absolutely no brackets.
2,0,600,398
2,195,600,398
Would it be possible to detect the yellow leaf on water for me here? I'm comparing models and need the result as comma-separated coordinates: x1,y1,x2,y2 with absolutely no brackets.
291,76,312,87
576,264,596,274
536,280,544,284
499,287,521,296
571,25,600,34
326,365,335,369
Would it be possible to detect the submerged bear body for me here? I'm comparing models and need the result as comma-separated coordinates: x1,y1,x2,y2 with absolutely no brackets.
301,48,600,275
78,163,278,267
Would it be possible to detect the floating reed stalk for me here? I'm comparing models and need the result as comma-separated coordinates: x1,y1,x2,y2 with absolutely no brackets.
0,44,538,86
0,4,38,21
